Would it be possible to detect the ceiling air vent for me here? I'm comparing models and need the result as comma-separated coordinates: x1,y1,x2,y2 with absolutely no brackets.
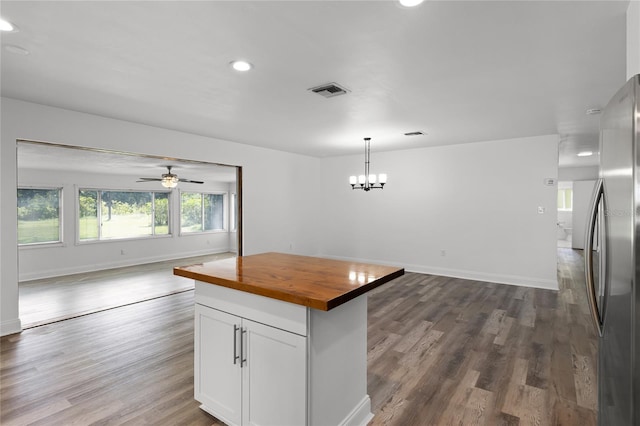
404,131,425,136
308,82,350,98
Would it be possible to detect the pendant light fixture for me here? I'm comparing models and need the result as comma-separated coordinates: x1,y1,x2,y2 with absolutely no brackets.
349,137,387,191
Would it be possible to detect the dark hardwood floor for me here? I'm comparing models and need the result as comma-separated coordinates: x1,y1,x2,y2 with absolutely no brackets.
367,248,597,425
1,248,597,425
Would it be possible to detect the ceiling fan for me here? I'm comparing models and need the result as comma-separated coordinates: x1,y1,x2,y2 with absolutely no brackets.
137,166,204,188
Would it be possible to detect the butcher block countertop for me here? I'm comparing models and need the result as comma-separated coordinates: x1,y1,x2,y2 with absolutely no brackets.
173,252,404,311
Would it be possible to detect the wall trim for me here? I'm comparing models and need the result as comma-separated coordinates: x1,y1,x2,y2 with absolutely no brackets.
19,247,230,282
321,254,559,291
1,318,22,337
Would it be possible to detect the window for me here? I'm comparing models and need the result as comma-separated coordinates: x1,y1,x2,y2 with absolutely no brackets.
558,188,573,211
78,190,170,241
181,192,225,233
18,188,62,245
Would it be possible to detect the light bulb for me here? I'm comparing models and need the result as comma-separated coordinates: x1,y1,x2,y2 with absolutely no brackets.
378,174,388,184
399,0,424,6
369,174,377,184
0,19,15,32
349,176,357,185
358,175,366,184
230,60,252,71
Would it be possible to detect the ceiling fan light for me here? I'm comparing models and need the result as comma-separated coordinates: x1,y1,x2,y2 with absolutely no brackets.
161,175,178,188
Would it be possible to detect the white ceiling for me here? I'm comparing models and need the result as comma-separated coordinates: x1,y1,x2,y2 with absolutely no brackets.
1,1,629,169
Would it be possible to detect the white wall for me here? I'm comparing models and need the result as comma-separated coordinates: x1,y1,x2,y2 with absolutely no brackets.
628,0,640,79
1,97,321,335
1,98,562,336
320,135,559,290
17,167,234,281
572,180,597,250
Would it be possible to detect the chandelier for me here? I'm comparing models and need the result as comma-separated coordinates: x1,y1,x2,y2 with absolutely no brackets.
349,137,387,191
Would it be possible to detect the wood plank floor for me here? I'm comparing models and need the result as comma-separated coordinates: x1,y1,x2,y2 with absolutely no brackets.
19,252,235,328
1,248,597,425
366,248,597,425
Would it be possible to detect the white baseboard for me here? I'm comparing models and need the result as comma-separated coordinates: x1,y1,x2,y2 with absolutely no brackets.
404,263,558,290
1,318,22,336
339,395,374,426
321,254,559,291
19,248,230,282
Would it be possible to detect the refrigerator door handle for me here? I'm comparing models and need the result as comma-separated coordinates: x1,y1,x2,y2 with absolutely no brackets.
584,178,604,337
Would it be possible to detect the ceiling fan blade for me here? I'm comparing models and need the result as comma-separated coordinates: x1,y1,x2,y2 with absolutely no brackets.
178,179,204,184
137,178,162,181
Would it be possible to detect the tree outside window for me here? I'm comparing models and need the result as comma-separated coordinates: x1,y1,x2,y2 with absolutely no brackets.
181,192,225,233
79,189,170,241
17,188,62,245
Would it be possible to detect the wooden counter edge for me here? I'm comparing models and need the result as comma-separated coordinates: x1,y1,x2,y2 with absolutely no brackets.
173,266,405,311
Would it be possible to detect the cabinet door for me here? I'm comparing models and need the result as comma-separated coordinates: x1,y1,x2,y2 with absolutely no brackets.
195,304,242,426
242,319,307,426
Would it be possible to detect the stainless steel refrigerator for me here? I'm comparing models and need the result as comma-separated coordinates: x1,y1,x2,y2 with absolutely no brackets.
585,74,639,426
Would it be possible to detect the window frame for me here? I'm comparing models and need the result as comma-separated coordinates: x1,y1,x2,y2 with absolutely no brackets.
230,192,237,233
179,190,228,235
17,186,63,248
76,187,172,244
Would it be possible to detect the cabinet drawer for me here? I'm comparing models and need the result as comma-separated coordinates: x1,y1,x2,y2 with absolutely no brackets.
195,281,308,336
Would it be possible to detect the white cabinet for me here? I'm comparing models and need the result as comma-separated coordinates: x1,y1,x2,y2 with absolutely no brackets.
195,303,306,426
194,281,373,426
242,318,306,426
195,305,242,425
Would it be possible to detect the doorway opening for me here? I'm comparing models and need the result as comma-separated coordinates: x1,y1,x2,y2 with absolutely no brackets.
16,140,243,328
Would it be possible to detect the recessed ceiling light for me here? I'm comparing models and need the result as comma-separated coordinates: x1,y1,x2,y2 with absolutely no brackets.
577,151,593,157
399,0,424,7
230,60,252,72
4,45,29,55
0,18,17,32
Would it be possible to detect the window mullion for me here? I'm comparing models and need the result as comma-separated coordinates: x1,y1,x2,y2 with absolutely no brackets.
201,193,205,231
151,192,156,236
97,191,102,240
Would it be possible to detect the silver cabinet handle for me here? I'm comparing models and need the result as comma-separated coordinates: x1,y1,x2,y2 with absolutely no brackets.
584,178,604,337
240,327,247,367
233,324,240,364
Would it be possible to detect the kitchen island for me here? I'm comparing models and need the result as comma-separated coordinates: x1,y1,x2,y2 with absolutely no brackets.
174,252,404,426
